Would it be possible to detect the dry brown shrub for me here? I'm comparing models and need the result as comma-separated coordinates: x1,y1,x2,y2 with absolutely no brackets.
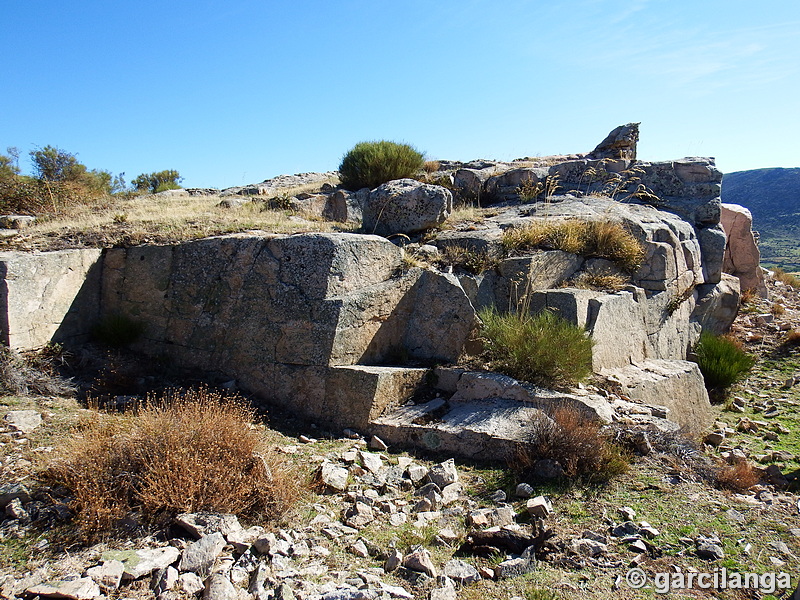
423,160,440,173
519,406,629,483
714,461,761,493
0,346,75,397
43,388,299,541
783,329,800,347
739,287,757,305
771,303,786,316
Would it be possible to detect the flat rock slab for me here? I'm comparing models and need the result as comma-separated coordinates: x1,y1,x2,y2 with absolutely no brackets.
3,410,42,434
101,547,180,580
371,398,545,461
175,512,242,539
26,578,101,600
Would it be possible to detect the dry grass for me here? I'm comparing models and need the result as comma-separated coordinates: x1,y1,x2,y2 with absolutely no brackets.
2,194,355,251
771,303,786,316
436,245,498,274
714,461,761,493
783,328,800,347
502,219,645,272
42,387,300,541
739,287,758,306
0,346,75,397
568,271,629,292
773,267,800,288
518,406,629,483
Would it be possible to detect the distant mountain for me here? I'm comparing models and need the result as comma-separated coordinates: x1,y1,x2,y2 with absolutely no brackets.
721,167,800,271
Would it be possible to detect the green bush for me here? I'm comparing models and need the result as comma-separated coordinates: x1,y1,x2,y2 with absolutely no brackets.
478,307,593,388
692,332,755,392
338,140,424,191
132,170,183,194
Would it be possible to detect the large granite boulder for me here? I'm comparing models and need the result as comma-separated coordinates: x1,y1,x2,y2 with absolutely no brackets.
692,274,741,335
363,179,452,236
0,249,102,349
101,232,476,428
720,203,768,297
587,123,640,160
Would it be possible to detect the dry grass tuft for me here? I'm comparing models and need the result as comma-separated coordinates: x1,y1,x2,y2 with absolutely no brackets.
568,271,629,292
739,287,757,306
782,328,800,347
502,219,645,272
436,245,498,274
772,267,800,288
42,387,299,541
714,461,761,493
518,407,629,484
0,346,75,397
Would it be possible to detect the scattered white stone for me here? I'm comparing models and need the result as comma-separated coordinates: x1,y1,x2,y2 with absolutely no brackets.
203,573,238,600
178,572,205,595
175,513,242,539
225,526,264,552
429,577,457,600
319,463,349,491
406,464,428,484
349,540,369,558
618,506,636,521
571,538,608,557
427,459,459,488
379,582,414,599
403,547,437,577
443,559,481,584
359,451,384,474
85,560,124,592
526,496,552,519
178,532,227,574
368,436,388,451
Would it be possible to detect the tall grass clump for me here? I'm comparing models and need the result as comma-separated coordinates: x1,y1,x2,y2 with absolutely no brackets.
43,388,299,540
478,307,593,388
772,267,800,289
502,219,645,272
692,332,755,393
338,140,425,191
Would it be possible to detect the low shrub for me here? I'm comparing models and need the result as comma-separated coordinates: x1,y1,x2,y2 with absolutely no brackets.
692,332,755,393
338,140,424,191
783,328,800,347
502,219,645,272
519,406,629,484
478,307,593,388
42,388,299,540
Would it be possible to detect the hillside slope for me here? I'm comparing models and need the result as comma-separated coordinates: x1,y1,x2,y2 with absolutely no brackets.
722,167,800,270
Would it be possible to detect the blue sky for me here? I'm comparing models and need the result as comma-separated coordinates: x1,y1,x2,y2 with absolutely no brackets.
2,0,799,188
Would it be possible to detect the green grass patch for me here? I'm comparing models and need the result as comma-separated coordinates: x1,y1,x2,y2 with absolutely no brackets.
478,307,593,388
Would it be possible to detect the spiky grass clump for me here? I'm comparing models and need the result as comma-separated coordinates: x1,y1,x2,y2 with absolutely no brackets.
43,388,299,540
502,219,645,272
692,332,755,393
479,307,593,388
338,141,425,191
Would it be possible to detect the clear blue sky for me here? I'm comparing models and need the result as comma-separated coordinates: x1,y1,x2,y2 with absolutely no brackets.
2,0,798,188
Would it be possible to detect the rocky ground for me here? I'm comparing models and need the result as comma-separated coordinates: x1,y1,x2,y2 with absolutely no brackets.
1,274,799,600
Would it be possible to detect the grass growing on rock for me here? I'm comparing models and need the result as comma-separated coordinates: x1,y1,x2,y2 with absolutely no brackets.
502,219,645,272
478,307,593,388
42,388,299,541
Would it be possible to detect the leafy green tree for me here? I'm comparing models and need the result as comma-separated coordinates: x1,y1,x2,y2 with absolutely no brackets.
30,145,87,182
0,148,20,182
132,170,183,194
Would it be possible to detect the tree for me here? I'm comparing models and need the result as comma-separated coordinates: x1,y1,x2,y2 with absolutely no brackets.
132,170,183,194
0,148,20,183
30,145,87,182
